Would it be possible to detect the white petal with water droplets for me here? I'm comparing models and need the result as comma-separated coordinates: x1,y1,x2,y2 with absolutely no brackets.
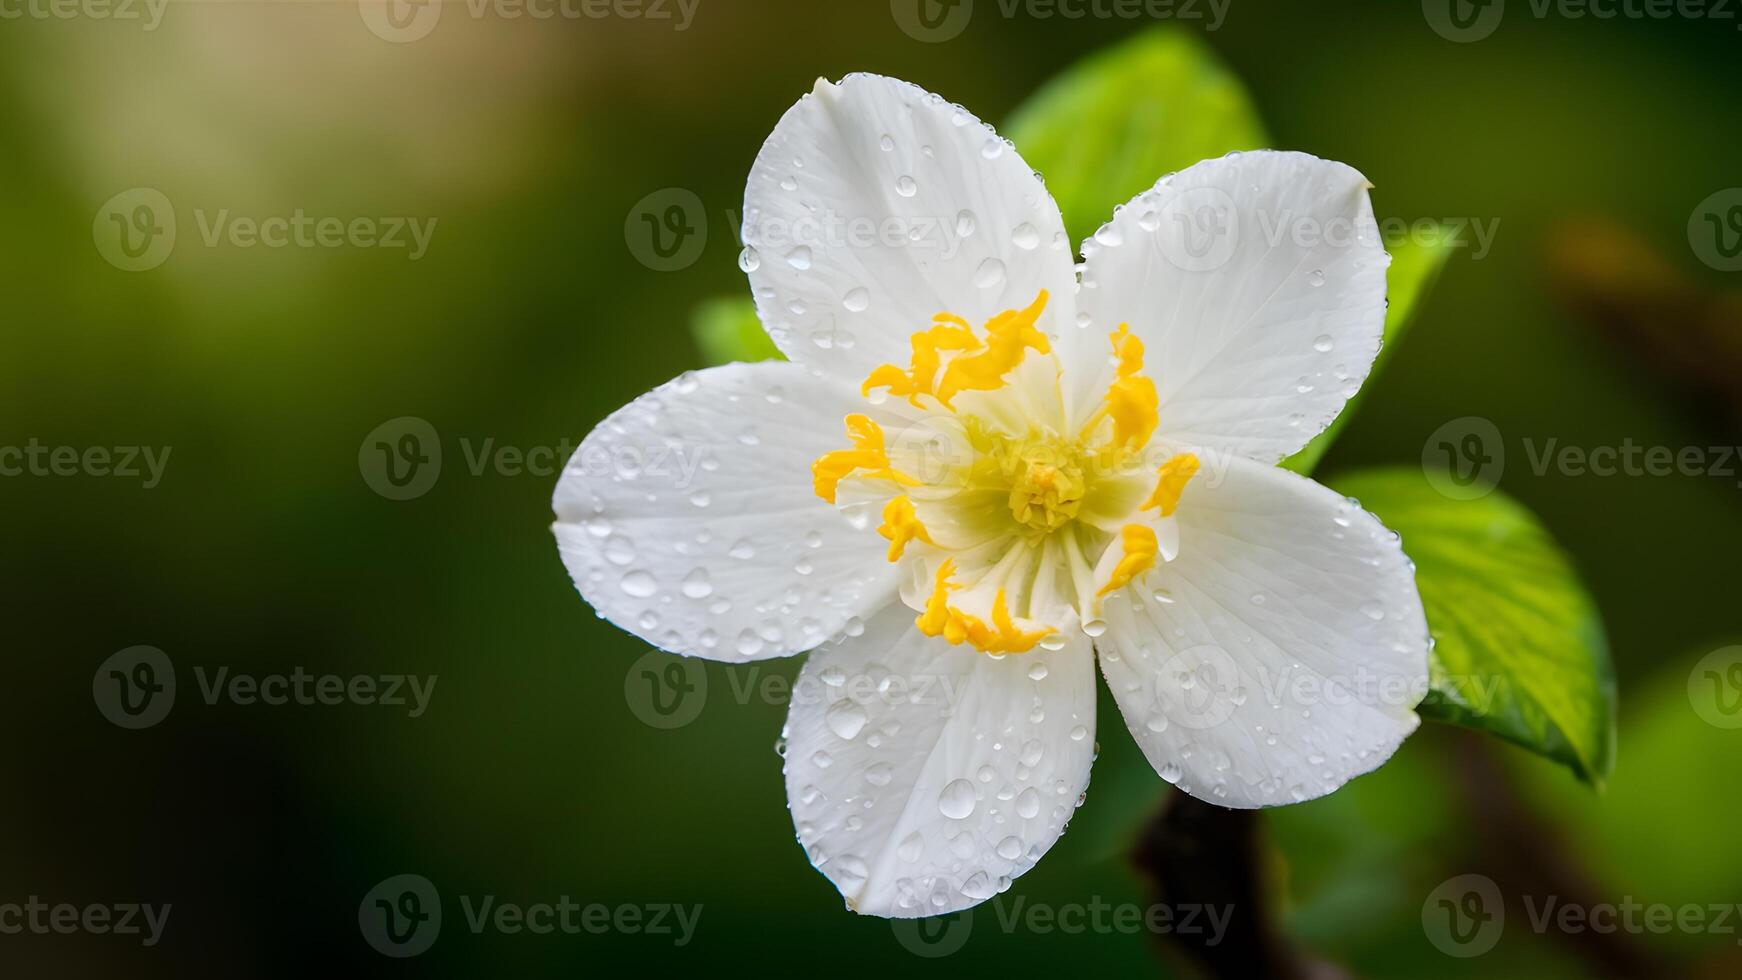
552,361,900,661
1097,455,1428,807
1075,151,1390,461
743,73,1077,385
784,601,1095,916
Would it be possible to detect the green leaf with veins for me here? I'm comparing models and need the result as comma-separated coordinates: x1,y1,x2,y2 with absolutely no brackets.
1331,467,1616,786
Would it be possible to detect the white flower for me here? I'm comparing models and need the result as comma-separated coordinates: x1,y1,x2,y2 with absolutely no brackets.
553,74,1429,918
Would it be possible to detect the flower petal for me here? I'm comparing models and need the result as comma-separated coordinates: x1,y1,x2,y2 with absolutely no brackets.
552,361,899,661
744,73,1077,386
783,601,1095,917
1076,151,1390,462
1097,455,1429,807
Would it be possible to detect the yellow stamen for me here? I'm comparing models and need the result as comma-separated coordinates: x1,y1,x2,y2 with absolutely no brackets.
876,496,934,561
1097,523,1159,598
1103,324,1159,451
1141,453,1200,516
862,291,1052,409
811,414,917,503
915,560,1053,654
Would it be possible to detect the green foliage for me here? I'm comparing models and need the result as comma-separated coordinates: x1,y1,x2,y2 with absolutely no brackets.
1007,28,1270,246
1334,468,1617,785
689,294,783,365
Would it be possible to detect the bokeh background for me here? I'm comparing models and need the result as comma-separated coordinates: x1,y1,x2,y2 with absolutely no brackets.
3,0,1739,976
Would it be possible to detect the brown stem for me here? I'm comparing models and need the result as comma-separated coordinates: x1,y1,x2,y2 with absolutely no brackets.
1131,790,1346,980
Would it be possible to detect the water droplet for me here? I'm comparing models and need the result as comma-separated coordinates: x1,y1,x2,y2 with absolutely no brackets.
972,257,1006,289
1015,787,1041,819
826,700,868,740
996,836,1023,860
1307,269,1326,287
938,779,977,819
738,246,761,272
1011,223,1040,250
879,134,896,152
785,246,813,270
1313,334,1335,353
955,209,977,238
678,568,713,599
1083,619,1107,637
1026,662,1049,681
842,287,870,312
620,570,657,598
895,175,917,198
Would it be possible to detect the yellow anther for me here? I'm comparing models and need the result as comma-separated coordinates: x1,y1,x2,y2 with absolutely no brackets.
1097,523,1159,598
935,291,1052,406
1103,324,1158,451
1141,453,1200,517
877,495,934,562
811,414,917,503
915,560,1053,654
862,291,1052,409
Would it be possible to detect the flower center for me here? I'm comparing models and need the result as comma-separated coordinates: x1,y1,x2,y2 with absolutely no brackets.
988,433,1090,535
812,290,1199,655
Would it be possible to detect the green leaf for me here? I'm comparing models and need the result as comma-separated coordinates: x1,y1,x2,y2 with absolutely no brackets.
1005,27,1269,247
689,295,782,366
1282,229,1456,475
1331,467,1616,786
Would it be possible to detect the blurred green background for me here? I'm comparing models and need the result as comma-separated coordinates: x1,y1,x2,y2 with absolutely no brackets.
3,1,1739,976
